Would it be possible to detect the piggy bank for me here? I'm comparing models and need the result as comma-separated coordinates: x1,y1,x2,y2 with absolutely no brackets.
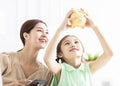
69,9,87,28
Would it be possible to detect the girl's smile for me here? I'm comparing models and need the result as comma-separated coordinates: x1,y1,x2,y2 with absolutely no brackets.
69,48,79,52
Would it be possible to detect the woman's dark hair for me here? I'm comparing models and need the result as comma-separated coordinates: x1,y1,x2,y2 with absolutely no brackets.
56,35,85,63
20,19,47,45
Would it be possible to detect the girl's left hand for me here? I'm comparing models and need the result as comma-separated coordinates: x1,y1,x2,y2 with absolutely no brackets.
85,16,95,28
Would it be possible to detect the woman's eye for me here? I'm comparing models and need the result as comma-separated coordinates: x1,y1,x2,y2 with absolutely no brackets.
37,29,42,32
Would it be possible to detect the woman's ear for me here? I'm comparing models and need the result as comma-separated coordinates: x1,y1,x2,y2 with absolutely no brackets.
58,52,63,58
23,32,30,40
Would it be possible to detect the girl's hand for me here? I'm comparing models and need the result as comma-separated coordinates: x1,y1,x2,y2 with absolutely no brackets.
62,8,75,29
85,16,95,28
78,9,96,28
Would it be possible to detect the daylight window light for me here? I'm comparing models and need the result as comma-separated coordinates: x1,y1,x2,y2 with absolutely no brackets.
0,12,6,35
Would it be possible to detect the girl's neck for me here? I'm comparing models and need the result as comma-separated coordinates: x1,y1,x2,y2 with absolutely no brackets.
66,58,82,68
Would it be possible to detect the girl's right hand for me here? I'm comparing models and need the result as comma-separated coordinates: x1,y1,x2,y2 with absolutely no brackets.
61,9,75,29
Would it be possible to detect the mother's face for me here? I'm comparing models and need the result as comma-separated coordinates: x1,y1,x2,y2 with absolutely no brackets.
24,22,49,49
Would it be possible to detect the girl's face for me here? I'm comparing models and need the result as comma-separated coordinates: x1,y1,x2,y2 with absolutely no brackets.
60,36,83,61
25,22,49,49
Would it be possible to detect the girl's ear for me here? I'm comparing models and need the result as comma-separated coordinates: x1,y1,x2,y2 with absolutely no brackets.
58,52,63,58
23,32,30,40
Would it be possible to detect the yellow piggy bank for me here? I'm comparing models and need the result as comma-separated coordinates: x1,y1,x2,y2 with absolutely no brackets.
70,9,87,28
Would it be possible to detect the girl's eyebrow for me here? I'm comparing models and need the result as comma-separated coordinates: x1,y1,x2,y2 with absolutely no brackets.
63,39,69,42
63,40,70,44
74,39,79,41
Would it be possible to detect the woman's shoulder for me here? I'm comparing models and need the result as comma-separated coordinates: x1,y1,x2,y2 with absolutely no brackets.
0,51,17,62
37,62,52,75
0,51,16,55
38,62,50,71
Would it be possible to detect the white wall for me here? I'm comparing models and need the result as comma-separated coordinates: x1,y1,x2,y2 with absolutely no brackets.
0,0,120,86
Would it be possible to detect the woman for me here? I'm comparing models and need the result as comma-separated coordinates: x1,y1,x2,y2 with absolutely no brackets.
44,9,113,86
0,19,52,86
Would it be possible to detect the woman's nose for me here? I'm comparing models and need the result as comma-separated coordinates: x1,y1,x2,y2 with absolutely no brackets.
42,32,48,37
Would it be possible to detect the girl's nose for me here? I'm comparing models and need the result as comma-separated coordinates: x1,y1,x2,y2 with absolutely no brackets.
71,42,75,47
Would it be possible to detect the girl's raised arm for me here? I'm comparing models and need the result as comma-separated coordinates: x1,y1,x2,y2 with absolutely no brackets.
44,9,73,74
86,16,113,73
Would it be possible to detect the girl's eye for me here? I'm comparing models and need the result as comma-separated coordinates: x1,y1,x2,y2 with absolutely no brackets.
75,41,79,44
64,42,70,45
46,31,49,35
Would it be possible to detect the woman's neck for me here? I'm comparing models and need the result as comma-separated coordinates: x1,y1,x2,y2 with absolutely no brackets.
18,47,39,65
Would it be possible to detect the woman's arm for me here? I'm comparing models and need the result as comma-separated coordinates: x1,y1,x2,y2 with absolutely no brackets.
0,53,9,75
86,17,113,73
0,53,29,86
3,80,28,86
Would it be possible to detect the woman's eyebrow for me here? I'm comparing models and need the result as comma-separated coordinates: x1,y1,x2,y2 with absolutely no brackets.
36,26,43,29
36,26,48,32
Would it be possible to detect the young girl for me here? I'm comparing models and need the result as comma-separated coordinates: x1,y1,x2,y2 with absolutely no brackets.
44,9,113,86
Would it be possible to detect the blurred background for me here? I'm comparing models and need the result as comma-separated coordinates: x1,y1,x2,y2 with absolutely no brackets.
0,0,120,86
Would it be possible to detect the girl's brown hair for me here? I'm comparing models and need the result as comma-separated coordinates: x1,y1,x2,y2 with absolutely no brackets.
56,35,85,63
